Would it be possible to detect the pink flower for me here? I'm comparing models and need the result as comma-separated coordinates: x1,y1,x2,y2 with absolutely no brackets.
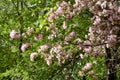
10,30,20,39
82,63,92,71
48,12,56,22
118,7,120,13
78,71,84,76
101,1,107,9
63,21,67,29
21,43,30,52
88,71,96,78
69,32,76,38
107,35,117,44
89,26,95,33
45,56,52,66
38,43,51,52
60,1,68,7
30,52,38,62
84,47,92,53
49,23,55,29
83,40,91,45
108,3,114,9
55,7,64,15
80,54,84,59
34,34,43,41
93,16,101,25
96,0,102,5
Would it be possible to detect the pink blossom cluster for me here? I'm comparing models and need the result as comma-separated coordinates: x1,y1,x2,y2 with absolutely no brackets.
37,43,71,65
37,41,73,64
64,31,76,44
50,44,70,64
79,62,96,78
37,43,53,65
78,0,120,56
48,1,70,22
38,43,51,52
23,1,120,78
48,23,58,40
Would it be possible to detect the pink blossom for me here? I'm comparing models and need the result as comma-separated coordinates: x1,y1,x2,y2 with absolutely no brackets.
55,7,64,15
84,47,92,53
48,12,56,22
82,63,92,71
63,21,67,29
89,26,95,33
93,16,101,25
30,52,38,62
21,43,30,52
80,54,84,59
118,7,120,13
60,1,68,7
10,30,20,39
107,35,117,44
96,0,102,5
45,56,52,66
83,40,91,45
34,34,43,41
48,34,55,39
49,23,55,29
88,33,95,41
101,1,107,9
108,3,114,9
69,32,76,38
38,43,51,52
78,71,84,76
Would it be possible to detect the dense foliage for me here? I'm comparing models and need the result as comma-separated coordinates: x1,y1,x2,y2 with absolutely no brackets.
0,0,120,80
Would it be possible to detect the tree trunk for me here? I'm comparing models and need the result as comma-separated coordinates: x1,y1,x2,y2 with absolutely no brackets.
105,47,117,80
